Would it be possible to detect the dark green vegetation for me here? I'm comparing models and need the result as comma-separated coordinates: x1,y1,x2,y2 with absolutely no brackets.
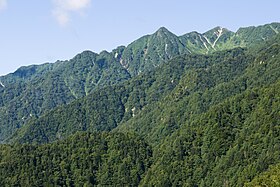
0,23,280,186
0,132,152,186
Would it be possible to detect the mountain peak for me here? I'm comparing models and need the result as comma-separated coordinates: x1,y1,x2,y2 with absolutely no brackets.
155,27,173,36
157,26,169,32
203,26,228,35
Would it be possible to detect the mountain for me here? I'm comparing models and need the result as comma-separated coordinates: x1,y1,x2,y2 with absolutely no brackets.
179,26,235,53
117,27,189,76
10,47,249,144
140,79,280,186
0,51,131,142
233,22,280,47
116,22,280,75
0,22,280,186
0,22,279,142
3,32,280,186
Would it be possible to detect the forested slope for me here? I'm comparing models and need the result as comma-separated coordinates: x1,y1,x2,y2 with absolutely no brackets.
0,51,131,142
0,132,152,186
0,22,279,142
11,47,249,144
140,80,280,186
0,23,280,187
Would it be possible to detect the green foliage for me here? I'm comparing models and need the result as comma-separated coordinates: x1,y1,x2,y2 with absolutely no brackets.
232,22,280,48
11,48,249,144
0,23,280,186
0,23,279,142
9,35,280,186
139,79,280,187
119,27,189,76
245,163,280,187
0,51,130,142
0,132,152,186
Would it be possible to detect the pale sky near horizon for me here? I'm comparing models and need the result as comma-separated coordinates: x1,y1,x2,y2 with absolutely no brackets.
0,0,279,76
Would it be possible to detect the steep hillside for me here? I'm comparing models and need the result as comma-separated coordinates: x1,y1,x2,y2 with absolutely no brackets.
1,24,280,186
11,47,250,144
0,23,279,142
136,36,280,186
117,35,280,146
0,51,131,142
140,80,280,186
118,27,189,76
5,34,280,186
12,33,280,145
179,22,280,54
116,22,280,75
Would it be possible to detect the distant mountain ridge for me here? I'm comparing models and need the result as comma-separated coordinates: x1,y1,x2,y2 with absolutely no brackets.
117,22,280,75
0,22,279,142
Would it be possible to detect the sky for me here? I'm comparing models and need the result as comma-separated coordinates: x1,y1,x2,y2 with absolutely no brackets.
0,0,279,76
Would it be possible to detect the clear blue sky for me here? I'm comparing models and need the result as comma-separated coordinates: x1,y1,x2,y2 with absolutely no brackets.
0,0,279,76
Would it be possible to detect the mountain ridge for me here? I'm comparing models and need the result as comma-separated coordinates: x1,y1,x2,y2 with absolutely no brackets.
2,22,279,78
0,22,279,186
0,22,279,143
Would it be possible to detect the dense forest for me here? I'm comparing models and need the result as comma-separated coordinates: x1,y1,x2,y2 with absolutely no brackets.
0,23,280,186
0,132,152,186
